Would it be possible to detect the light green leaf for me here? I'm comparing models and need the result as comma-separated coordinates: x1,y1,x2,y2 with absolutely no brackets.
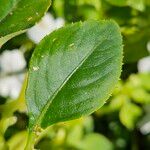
106,0,127,6
0,30,25,47
80,133,113,150
26,20,123,131
131,88,150,104
138,74,150,90
106,0,145,11
119,103,142,130
67,125,83,147
127,0,145,11
0,0,51,47
7,131,28,150
110,94,129,110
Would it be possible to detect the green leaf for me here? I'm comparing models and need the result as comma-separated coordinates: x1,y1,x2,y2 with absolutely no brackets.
80,133,113,150
146,0,150,5
0,0,18,21
119,103,142,130
123,30,149,63
7,131,27,150
110,94,129,110
0,0,51,46
0,30,25,47
106,0,127,6
131,88,150,104
127,0,145,11
77,0,101,11
106,0,145,11
26,20,123,131
138,73,150,90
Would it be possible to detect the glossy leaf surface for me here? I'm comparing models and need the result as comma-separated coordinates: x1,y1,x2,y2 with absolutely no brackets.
26,20,123,130
0,0,51,46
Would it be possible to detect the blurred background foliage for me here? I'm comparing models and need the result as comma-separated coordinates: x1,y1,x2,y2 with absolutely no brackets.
0,0,150,150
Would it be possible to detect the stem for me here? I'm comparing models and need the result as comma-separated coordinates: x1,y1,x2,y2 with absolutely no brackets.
25,132,35,150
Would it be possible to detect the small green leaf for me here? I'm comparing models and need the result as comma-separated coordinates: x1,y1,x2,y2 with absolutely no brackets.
80,133,113,150
0,0,51,46
110,94,129,110
26,20,123,131
131,88,150,104
119,103,142,130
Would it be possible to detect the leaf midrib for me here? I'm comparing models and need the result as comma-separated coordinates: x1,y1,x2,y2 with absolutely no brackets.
34,36,107,129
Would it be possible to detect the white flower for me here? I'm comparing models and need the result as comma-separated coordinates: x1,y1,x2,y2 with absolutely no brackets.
0,49,26,99
27,13,65,43
0,74,25,99
0,49,26,73
137,56,150,73
140,121,150,135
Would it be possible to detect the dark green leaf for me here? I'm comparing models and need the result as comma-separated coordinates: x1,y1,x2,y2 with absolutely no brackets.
123,29,150,63
26,20,123,130
0,0,51,46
